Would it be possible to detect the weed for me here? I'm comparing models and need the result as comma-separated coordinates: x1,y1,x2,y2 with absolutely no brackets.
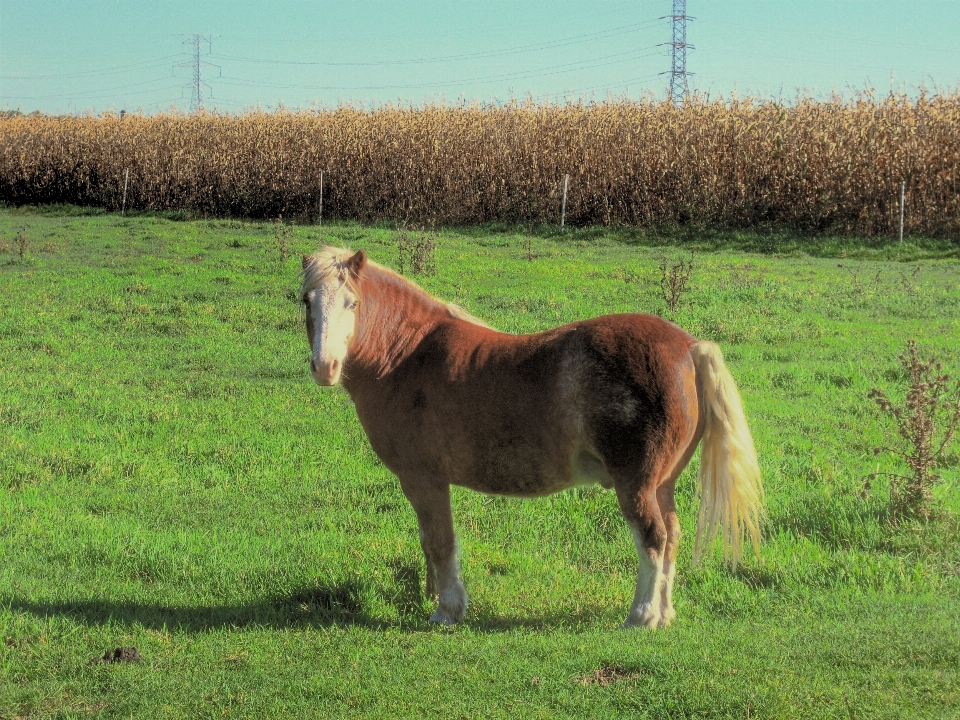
868,341,960,520
523,227,534,262
838,263,863,295
396,227,409,274
899,265,922,293
273,215,291,262
659,256,693,313
397,227,437,276
14,226,28,259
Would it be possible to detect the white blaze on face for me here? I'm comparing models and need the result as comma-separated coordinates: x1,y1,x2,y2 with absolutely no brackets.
305,277,358,386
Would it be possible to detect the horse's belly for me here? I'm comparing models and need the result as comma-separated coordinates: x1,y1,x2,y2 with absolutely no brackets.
571,446,614,489
448,440,612,497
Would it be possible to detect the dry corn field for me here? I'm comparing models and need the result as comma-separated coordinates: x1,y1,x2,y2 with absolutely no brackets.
2,92,959,234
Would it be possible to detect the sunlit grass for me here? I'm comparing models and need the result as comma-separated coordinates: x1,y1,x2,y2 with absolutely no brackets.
1,208,958,718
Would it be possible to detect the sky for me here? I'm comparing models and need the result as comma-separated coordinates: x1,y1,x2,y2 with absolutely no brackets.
1,1,958,114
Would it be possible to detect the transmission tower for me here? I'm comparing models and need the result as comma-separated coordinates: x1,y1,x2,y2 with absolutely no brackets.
667,0,694,101
175,34,219,112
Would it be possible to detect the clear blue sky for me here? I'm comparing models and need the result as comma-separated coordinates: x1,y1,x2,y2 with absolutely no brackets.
2,1,958,114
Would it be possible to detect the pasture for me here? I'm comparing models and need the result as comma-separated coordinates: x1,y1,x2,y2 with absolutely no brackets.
1,207,958,718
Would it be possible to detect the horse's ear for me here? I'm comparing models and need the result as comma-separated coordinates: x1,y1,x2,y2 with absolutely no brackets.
302,254,312,270
346,250,367,278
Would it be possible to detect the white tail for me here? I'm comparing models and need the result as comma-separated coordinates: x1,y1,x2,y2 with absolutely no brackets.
690,341,764,569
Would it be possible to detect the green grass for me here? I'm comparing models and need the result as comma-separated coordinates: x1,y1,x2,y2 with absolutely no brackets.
1,208,958,718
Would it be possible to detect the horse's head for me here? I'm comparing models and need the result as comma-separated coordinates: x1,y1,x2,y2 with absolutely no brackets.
301,249,367,386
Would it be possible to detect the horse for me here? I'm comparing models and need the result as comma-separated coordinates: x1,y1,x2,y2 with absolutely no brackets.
300,247,763,629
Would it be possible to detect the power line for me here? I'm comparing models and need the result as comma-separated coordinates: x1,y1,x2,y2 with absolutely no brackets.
228,2,657,47
1,54,182,81
698,17,954,54
210,19,670,68
1,79,183,102
536,71,666,102
216,46,667,93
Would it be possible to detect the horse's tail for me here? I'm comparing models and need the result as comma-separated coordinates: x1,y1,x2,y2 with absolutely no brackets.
689,341,764,570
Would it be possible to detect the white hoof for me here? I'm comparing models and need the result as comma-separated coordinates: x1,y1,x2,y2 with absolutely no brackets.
428,586,467,625
622,602,661,630
657,606,676,628
429,608,461,625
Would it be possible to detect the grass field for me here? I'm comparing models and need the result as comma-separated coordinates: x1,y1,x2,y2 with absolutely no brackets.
1,207,958,718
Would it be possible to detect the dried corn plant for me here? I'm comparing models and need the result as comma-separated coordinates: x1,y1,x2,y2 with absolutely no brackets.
1,91,959,234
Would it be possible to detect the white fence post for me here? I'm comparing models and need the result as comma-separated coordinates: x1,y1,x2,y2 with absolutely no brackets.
899,180,905,243
121,168,130,216
560,174,569,232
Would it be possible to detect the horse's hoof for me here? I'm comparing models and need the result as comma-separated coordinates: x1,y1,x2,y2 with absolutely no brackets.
622,604,661,630
429,609,461,626
621,619,659,631
657,607,676,628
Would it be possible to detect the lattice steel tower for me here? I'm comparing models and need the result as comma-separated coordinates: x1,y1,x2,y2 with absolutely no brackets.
667,0,693,101
176,35,218,112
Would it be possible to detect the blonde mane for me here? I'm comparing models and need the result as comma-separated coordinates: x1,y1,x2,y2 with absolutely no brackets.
301,246,494,330
300,246,359,295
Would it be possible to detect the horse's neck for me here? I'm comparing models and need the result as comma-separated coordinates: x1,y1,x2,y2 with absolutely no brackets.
347,267,446,380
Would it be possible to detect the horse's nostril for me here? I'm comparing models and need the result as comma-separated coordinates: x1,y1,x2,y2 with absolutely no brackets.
310,358,317,374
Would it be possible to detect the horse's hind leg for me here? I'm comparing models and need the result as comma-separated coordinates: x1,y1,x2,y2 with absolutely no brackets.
657,402,704,626
615,481,668,629
615,420,700,629
656,478,683,627
400,478,468,625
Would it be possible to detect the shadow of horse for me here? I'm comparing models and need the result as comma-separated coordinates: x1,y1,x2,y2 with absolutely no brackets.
6,561,615,633
4,581,376,633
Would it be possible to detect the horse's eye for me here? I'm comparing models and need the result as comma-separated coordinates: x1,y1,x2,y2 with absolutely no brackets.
347,300,358,311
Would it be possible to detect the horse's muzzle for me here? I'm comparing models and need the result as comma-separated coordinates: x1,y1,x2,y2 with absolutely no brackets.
310,357,342,386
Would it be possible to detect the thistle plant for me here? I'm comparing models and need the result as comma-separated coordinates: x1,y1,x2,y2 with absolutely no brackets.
868,341,960,520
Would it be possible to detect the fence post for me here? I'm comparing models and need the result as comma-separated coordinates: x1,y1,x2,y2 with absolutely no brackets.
899,180,905,243
560,174,569,232
121,168,130,216
319,170,324,228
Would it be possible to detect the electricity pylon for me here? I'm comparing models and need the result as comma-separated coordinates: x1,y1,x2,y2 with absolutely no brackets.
175,34,219,112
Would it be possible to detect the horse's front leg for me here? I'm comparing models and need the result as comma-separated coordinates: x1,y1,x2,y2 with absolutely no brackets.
399,477,468,625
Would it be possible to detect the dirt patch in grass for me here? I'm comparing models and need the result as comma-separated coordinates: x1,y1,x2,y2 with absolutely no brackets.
94,647,142,664
577,665,641,686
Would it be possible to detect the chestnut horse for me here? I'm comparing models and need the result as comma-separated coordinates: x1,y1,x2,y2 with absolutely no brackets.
301,247,763,629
